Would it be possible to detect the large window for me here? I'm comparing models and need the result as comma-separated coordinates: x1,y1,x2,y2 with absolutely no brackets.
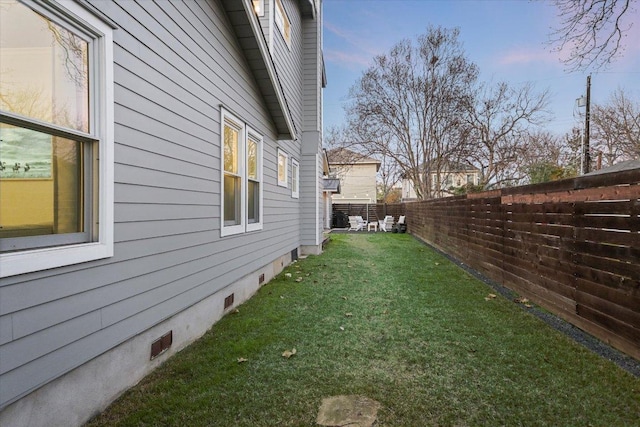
221,109,263,237
0,0,114,277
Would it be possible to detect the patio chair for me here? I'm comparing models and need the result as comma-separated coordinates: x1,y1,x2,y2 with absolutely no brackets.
348,216,364,231
379,215,394,232
355,216,368,227
394,215,407,233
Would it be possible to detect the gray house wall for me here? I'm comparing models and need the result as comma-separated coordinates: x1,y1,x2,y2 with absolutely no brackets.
0,0,324,425
259,0,324,251
300,0,324,248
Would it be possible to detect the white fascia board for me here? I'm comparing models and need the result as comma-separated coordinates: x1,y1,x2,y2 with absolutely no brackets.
241,0,296,140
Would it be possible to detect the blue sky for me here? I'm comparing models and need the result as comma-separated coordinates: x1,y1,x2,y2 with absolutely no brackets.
322,0,640,137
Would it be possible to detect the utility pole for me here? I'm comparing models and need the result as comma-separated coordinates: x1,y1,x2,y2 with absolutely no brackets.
583,74,591,174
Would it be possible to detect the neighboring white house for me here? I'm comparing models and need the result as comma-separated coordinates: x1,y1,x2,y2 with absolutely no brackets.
327,148,381,203
321,150,341,229
402,161,481,200
0,1,325,425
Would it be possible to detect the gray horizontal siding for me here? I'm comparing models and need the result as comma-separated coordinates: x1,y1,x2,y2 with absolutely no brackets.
300,152,322,245
272,0,304,139
302,14,321,132
0,0,309,409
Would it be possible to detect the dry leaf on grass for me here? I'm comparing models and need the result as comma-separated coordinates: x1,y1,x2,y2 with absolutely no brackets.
345,313,353,317
485,294,497,301
282,348,297,359
295,277,303,282
339,326,345,331
341,296,348,300
237,357,248,363
284,273,292,278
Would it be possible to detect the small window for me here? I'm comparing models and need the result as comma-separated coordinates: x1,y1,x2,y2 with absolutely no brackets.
277,149,288,187
291,158,299,199
274,0,291,46
467,173,475,185
0,0,114,277
220,108,263,237
252,0,264,16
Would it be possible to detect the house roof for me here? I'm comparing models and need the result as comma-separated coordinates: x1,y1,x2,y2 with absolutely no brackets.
220,0,296,140
584,159,640,176
326,148,381,171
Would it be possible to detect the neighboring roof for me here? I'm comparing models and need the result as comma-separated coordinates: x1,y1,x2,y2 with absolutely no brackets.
220,0,296,140
584,159,640,176
326,148,381,171
322,178,341,193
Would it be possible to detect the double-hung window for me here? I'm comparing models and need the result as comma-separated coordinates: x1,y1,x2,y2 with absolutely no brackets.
0,0,114,277
221,108,263,237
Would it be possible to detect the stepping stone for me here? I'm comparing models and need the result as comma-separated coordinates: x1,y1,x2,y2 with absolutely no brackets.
316,395,381,427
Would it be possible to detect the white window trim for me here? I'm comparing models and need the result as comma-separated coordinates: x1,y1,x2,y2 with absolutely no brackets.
220,109,246,237
291,158,299,199
274,0,291,48
246,127,263,233
277,148,289,187
220,109,264,237
0,0,114,278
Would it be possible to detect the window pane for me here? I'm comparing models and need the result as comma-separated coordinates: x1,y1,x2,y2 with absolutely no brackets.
0,123,83,239
278,153,286,183
248,138,257,180
248,180,259,223
223,174,240,225
223,124,238,174
0,0,89,133
292,164,298,193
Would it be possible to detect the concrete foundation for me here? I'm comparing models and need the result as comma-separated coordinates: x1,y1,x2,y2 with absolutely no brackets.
0,252,292,427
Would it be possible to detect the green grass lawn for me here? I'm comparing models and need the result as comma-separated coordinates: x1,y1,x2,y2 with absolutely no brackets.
87,234,639,426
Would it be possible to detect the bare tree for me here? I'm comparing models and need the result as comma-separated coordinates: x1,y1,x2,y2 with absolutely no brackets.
377,153,402,203
550,0,636,71
464,81,552,188
516,130,579,184
345,26,478,200
591,88,640,165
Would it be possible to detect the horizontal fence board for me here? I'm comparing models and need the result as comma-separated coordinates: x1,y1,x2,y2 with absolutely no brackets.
574,252,639,280
577,304,640,345
575,228,639,246
406,168,640,360
576,278,640,313
575,291,640,331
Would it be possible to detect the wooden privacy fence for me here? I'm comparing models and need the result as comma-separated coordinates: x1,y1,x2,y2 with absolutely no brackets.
404,169,640,360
